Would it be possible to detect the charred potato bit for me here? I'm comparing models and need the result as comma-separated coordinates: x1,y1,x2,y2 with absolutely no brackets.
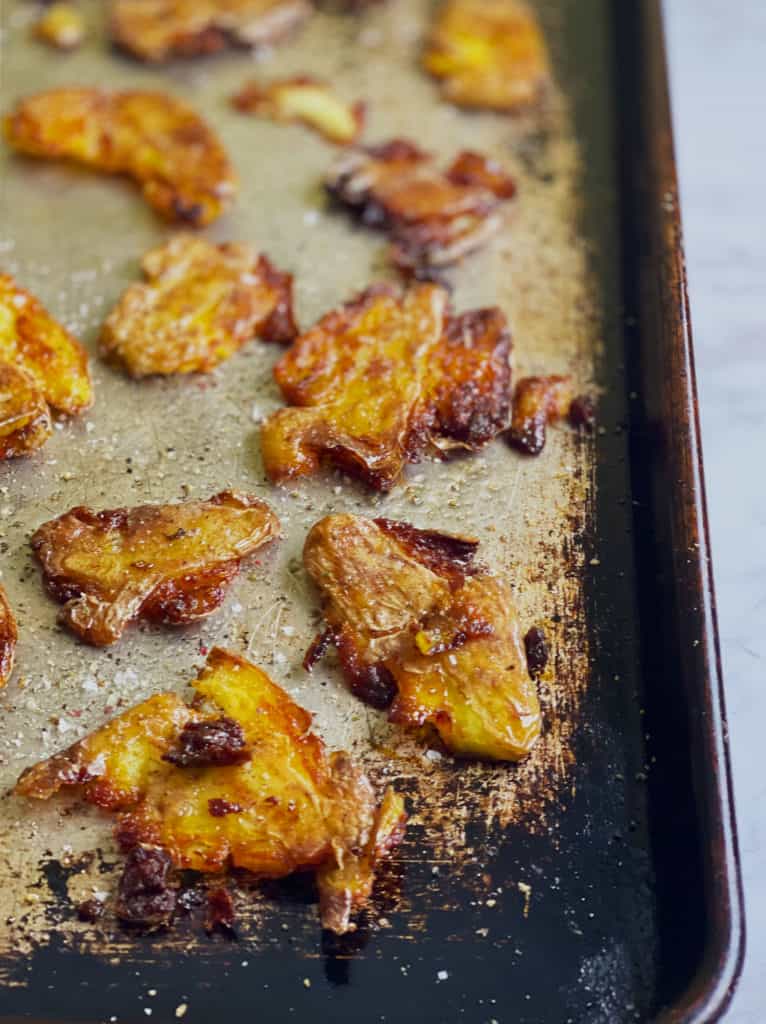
326,139,515,274
0,273,92,415
303,515,542,761
4,88,237,227
31,491,279,646
261,283,511,490
16,647,407,934
101,236,297,377
0,364,53,459
507,374,574,455
423,0,551,113
233,76,365,146
33,3,86,50
0,585,18,689
111,0,313,63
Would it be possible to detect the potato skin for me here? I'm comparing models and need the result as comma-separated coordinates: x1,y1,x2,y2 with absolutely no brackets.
233,75,365,145
4,88,237,227
0,585,17,689
507,374,574,455
31,491,279,646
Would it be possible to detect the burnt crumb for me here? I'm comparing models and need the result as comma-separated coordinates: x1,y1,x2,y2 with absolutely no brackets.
303,627,335,671
507,419,546,456
524,626,549,680
208,797,244,817
569,394,596,430
163,716,250,768
76,897,105,923
116,845,177,928
349,664,397,710
205,886,236,935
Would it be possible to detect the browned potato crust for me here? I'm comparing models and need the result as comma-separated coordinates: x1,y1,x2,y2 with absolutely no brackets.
31,491,279,646
33,3,86,50
507,374,574,455
0,585,17,688
101,235,297,377
111,0,312,62
423,0,551,113
261,283,511,490
303,514,542,761
0,364,52,459
4,88,237,227
16,646,406,934
232,76,365,145
325,139,516,274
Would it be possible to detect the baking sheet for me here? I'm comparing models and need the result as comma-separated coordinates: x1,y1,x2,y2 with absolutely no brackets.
0,0,602,1017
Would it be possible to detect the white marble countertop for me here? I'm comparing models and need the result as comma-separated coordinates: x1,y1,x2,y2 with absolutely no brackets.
664,2,765,1019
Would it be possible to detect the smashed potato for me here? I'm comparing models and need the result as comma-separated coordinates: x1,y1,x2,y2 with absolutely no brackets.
111,0,312,62
33,3,86,50
31,491,279,646
4,88,237,227
261,283,511,490
101,235,297,377
233,76,364,145
16,647,406,934
423,0,550,113
0,273,92,416
326,139,516,274
0,585,17,688
507,374,573,455
304,515,542,761
0,364,52,459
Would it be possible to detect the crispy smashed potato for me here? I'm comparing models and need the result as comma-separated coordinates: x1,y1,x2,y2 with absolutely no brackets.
507,374,573,455
233,76,365,146
423,0,550,113
33,3,86,50
0,364,52,459
31,491,279,646
16,647,406,934
111,0,312,62
0,273,92,415
304,515,542,761
326,139,516,274
4,88,237,227
101,235,297,377
261,282,511,490
0,585,17,689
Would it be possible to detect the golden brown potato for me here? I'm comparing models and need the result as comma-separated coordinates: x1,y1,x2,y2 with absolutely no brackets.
31,491,279,646
326,139,516,274
507,374,573,455
304,515,542,761
33,3,86,49
233,76,364,145
261,283,511,490
0,273,92,416
4,88,237,227
0,585,17,689
101,235,297,377
111,0,312,62
0,364,53,460
16,647,406,934
423,0,550,113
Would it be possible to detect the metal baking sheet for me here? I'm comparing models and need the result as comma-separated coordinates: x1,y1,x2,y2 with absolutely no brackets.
0,1,742,1022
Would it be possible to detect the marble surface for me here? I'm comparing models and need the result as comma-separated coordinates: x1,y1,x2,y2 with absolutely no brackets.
664,1,766,1019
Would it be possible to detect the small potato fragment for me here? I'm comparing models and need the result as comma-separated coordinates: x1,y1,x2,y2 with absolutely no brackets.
326,140,516,274
507,374,574,455
33,3,86,50
4,88,237,227
303,515,542,761
233,76,364,145
261,283,511,490
101,235,297,377
0,364,53,459
0,585,18,688
31,491,279,646
16,647,406,934
423,0,550,113
0,273,92,415
110,0,313,62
